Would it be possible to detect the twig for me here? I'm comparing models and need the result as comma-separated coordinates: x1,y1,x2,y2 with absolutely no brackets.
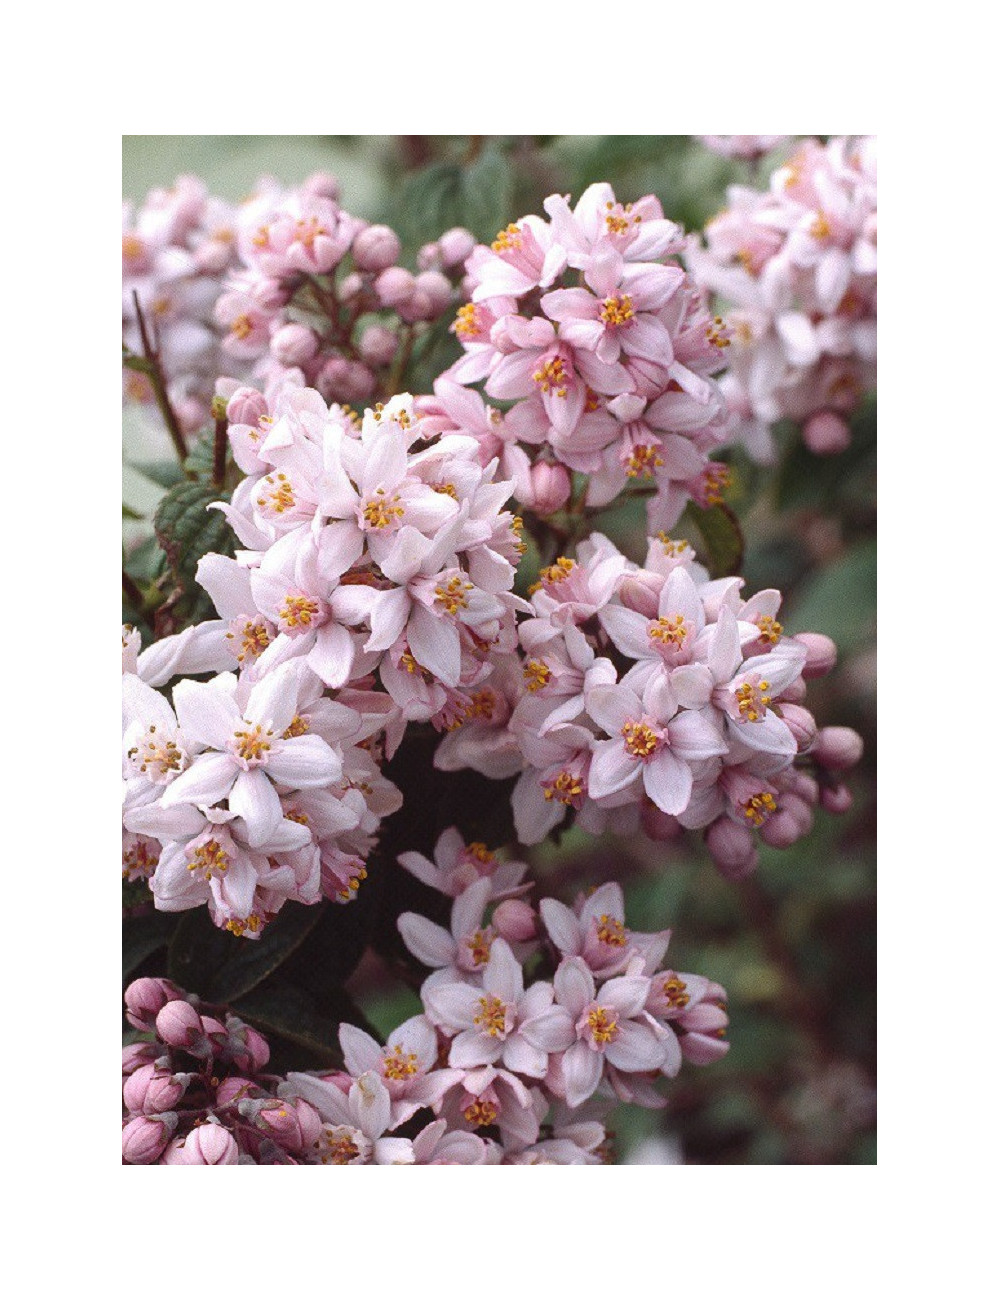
129,292,188,465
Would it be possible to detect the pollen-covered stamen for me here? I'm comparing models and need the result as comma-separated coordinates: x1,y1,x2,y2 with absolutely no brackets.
130,725,184,780
225,912,264,937
463,1099,499,1127
656,533,690,557
464,689,498,722
735,679,772,723
382,1045,419,1081
362,488,405,530
314,1128,361,1165
604,199,642,235
810,211,831,240
586,1006,619,1045
661,976,690,1009
706,314,731,349
225,619,272,664
600,294,634,327
742,791,777,826
509,515,528,556
252,224,271,248
434,575,473,616
528,555,575,595
523,659,552,692
542,769,586,806
596,914,627,947
755,615,783,644
278,594,321,631
295,215,329,249
231,313,254,341
256,472,296,515
336,864,368,901
282,713,310,738
400,651,422,675
625,444,664,478
431,481,457,498
533,356,570,397
122,838,158,881
473,995,509,1038
702,464,731,505
621,719,662,760
465,841,495,864
453,302,481,338
492,223,522,254
233,721,275,765
648,613,688,647
466,929,493,967
186,838,231,881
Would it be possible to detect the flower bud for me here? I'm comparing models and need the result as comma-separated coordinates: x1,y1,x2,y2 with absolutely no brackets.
226,386,268,427
338,270,364,301
154,999,204,1050
226,1020,270,1073
438,227,476,268
803,410,851,455
812,726,864,771
795,632,838,679
705,818,758,879
340,361,376,402
784,771,819,806
760,807,807,848
123,1064,188,1115
819,782,854,815
252,1098,323,1153
125,978,187,1032
175,396,205,434
778,702,817,751
162,1124,240,1165
270,322,318,367
354,224,402,273
412,271,452,318
493,899,537,943
194,239,232,275
417,241,440,271
215,1076,262,1108
250,277,290,312
315,355,351,402
358,324,398,367
779,675,807,703
303,171,341,202
618,571,663,618
374,266,415,307
526,461,571,515
122,1113,176,1164
122,1043,159,1077
640,803,685,842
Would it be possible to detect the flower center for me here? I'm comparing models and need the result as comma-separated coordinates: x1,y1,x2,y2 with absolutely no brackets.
702,464,731,505
626,444,663,478
542,769,585,806
735,680,771,723
661,976,690,1008
122,837,158,881
464,1100,499,1127
465,841,494,864
755,615,783,644
362,489,405,530
706,315,731,349
533,356,569,397
256,473,296,516
742,791,777,826
596,914,627,947
233,722,274,764
434,575,473,616
523,659,552,692
129,725,184,780
295,215,328,249
528,556,575,594
492,223,522,254
278,594,320,631
382,1046,419,1081
604,200,642,235
648,614,688,646
600,294,634,327
225,913,264,936
621,719,661,759
315,1128,361,1165
231,313,254,341
656,533,690,557
586,1006,619,1045
226,619,272,664
282,713,310,738
466,929,493,967
473,995,508,1038
454,303,480,338
187,838,230,880
810,211,831,240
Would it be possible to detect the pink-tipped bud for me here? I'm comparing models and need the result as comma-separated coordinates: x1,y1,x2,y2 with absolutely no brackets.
494,899,537,943
640,803,685,841
812,726,864,771
354,224,402,273
803,410,851,456
438,227,476,269
252,1098,323,1153
162,1124,240,1165
122,1113,176,1164
358,324,398,367
226,386,268,427
215,1076,262,1108
250,277,290,312
795,632,838,679
303,170,341,202
819,782,854,815
374,266,415,307
417,241,440,271
340,361,376,402
123,1064,188,1116
705,818,758,879
526,461,571,515
226,1020,270,1074
270,322,318,367
125,978,187,1032
778,702,818,751
122,1043,159,1077
618,571,664,618
154,999,204,1050
412,271,452,318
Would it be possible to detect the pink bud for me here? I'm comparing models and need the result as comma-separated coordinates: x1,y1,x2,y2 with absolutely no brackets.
354,224,402,273
163,1124,240,1165
779,675,807,702
270,322,318,367
819,782,854,815
303,171,341,202
618,571,663,618
795,632,838,679
493,899,537,943
680,1031,731,1066
803,410,851,455
438,227,476,268
226,386,268,427
760,808,806,848
315,355,351,402
123,1064,188,1115
339,271,364,301
358,324,398,367
340,361,376,402
125,978,187,1032
812,726,864,771
526,461,571,516
705,818,758,879
785,771,819,806
122,1113,176,1164
375,266,415,307
640,803,685,842
122,1043,158,1077
254,1098,322,1153
226,1020,270,1074
215,1076,261,1108
250,277,290,312
412,271,452,318
778,703,817,751
194,239,232,275
417,241,440,271
154,999,204,1049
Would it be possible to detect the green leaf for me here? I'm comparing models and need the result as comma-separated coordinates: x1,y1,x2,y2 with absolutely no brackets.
130,460,185,489
123,911,177,984
395,146,514,250
122,503,144,520
680,502,745,578
784,538,876,656
231,984,347,1067
167,902,325,1004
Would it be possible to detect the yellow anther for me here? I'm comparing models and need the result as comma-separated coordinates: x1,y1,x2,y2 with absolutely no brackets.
600,294,634,327
621,719,661,759
586,1007,619,1044
523,659,552,692
473,995,508,1037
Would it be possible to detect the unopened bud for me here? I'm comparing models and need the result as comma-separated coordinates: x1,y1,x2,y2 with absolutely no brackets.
226,385,268,427
154,999,205,1050
375,266,415,307
123,1064,188,1115
412,271,452,318
358,324,398,367
812,726,864,771
270,322,318,367
303,171,341,202
778,703,817,751
162,1124,240,1165
438,227,476,268
493,899,537,943
122,1113,176,1164
618,572,663,618
795,632,838,679
819,782,854,815
354,224,402,273
803,410,851,455
526,461,571,515
705,818,758,879
125,978,187,1032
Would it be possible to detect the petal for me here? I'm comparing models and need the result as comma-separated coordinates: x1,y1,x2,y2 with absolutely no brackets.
642,749,693,815
229,769,283,846
160,751,235,808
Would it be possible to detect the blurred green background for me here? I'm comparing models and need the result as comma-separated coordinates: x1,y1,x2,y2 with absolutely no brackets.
123,135,876,1163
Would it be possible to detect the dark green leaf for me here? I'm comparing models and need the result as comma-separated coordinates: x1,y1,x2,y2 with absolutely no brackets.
123,911,178,984
784,538,876,655
122,503,144,520
231,984,347,1067
167,902,325,1003
130,459,185,489
681,502,745,578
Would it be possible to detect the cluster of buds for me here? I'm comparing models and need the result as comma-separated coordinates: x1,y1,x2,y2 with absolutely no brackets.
697,136,790,162
435,183,735,533
122,977,324,1164
124,171,473,434
687,137,877,458
440,530,861,877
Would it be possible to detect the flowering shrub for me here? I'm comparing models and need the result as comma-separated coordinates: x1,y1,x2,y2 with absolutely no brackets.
123,135,875,1165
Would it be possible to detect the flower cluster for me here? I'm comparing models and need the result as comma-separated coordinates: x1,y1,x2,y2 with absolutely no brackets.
458,531,863,877
124,171,472,434
434,183,736,533
697,136,791,162
687,137,877,458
